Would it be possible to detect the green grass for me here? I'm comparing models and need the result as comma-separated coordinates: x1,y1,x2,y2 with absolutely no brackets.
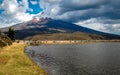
0,42,47,75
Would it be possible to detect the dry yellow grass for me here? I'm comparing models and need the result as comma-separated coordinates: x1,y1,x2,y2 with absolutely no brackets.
0,42,47,75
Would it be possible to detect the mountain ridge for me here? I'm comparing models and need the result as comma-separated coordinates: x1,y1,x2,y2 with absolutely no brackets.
0,18,120,40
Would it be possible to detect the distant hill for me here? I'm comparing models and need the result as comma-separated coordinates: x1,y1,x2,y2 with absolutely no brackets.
1,18,120,40
0,33,12,47
25,32,106,40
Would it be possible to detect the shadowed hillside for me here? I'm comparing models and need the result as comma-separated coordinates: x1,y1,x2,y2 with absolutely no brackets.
1,18,120,40
0,33,12,48
25,32,106,40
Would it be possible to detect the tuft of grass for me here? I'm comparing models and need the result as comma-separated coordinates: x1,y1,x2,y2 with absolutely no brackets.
0,42,47,75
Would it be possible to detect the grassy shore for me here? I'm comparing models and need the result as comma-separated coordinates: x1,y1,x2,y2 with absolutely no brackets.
26,40,120,46
0,42,47,75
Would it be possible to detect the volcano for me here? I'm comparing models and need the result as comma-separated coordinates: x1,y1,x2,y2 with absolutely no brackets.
1,18,120,40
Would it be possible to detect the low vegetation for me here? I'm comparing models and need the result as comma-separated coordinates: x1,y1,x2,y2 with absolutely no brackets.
25,32,105,40
0,27,15,48
0,42,47,75
0,33,12,48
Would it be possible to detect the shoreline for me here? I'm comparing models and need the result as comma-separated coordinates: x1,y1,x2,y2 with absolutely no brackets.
0,42,47,75
23,40,120,45
25,43,120,75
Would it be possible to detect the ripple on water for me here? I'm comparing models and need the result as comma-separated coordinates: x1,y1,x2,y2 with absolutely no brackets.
26,43,120,75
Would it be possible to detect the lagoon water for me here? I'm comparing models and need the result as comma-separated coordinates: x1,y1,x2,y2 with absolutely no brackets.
26,43,120,75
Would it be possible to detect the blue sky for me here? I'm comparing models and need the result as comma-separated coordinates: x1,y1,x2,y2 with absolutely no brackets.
17,0,43,14
0,0,43,14
0,0,44,27
27,0,43,14
0,0,120,35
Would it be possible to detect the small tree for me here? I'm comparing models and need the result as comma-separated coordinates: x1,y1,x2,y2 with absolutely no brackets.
0,30,1,35
7,28,15,41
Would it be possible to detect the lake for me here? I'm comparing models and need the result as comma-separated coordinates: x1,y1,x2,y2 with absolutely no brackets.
26,43,120,75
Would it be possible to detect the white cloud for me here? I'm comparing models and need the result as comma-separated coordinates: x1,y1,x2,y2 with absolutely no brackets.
27,8,33,12
9,4,17,13
39,0,120,35
15,13,33,21
30,0,38,5
75,18,106,31
0,0,34,28
0,0,120,35
75,18,120,35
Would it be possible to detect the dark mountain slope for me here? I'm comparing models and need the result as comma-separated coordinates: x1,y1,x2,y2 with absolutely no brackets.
1,18,120,40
